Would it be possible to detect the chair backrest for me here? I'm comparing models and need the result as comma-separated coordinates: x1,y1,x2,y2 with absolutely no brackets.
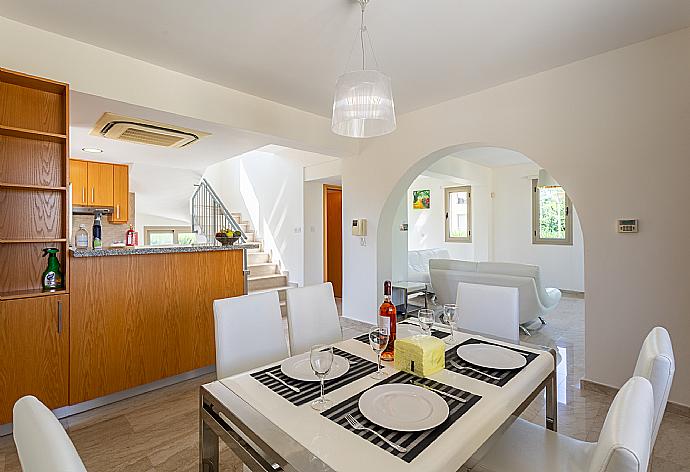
213,291,288,379
286,282,342,355
633,326,675,446
13,396,87,472
456,282,520,342
588,377,654,472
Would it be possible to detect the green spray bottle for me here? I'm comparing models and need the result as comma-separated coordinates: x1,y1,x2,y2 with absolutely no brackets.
42,247,64,291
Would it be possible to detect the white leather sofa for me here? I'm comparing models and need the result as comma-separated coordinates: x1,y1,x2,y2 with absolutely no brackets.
407,248,450,291
429,259,561,327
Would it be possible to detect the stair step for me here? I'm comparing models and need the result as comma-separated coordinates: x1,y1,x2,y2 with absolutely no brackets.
244,232,256,242
248,274,288,292
248,285,288,301
230,212,242,221
248,262,278,277
247,252,270,264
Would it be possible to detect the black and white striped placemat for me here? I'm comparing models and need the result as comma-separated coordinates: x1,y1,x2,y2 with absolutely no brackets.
445,338,539,387
250,348,378,406
322,371,481,462
353,321,448,344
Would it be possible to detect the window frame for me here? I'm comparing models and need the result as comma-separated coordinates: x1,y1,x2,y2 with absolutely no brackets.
144,226,194,245
444,185,472,243
531,179,573,246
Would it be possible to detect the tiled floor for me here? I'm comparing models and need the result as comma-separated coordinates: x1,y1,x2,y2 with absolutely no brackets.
1,294,687,471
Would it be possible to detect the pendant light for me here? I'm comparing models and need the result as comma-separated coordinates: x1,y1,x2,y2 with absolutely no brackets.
331,0,396,138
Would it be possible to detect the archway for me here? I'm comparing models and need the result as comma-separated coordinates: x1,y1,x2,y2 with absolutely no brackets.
376,144,585,398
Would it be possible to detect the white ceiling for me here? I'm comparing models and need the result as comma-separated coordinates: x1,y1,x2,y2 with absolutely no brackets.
2,1,689,116
70,91,272,171
448,147,533,168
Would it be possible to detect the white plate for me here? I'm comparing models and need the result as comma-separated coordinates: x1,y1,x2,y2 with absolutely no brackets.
358,384,450,432
456,344,527,370
280,353,350,382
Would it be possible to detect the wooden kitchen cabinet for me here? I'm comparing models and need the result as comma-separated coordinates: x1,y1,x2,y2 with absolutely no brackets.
87,161,113,207
70,159,88,206
110,164,129,224
0,295,70,423
69,250,245,404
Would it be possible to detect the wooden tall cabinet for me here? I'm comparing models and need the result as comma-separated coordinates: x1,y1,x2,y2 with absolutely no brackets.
0,295,69,423
0,68,70,422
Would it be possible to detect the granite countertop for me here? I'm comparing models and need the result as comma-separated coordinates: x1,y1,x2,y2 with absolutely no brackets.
70,243,259,257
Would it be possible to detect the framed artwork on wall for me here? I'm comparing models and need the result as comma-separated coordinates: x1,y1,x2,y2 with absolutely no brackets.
413,189,430,209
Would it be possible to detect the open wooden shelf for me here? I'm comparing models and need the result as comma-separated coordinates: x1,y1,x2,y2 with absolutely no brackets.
0,124,67,143
0,182,67,191
0,238,67,244
0,288,68,301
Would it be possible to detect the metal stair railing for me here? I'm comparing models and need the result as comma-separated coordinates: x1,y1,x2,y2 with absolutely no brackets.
191,179,247,244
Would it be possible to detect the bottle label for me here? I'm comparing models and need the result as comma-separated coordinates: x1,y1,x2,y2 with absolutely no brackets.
44,272,56,288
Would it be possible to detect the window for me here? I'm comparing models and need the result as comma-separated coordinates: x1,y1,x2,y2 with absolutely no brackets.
444,186,472,242
532,179,572,245
144,226,196,246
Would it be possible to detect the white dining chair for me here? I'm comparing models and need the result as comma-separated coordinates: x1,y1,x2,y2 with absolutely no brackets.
13,396,87,472
285,282,342,355
472,376,655,472
633,326,675,447
456,282,520,342
213,291,288,379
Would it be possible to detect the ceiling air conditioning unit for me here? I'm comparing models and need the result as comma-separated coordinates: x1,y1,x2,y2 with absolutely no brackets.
90,113,210,148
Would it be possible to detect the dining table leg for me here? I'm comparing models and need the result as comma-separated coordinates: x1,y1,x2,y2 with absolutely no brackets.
200,399,220,472
545,349,558,431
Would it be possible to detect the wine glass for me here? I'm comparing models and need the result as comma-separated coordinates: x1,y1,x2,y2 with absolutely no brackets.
310,344,334,411
442,304,457,344
418,309,435,336
368,326,390,379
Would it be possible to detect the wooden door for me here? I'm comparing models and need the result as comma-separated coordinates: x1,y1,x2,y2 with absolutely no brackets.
0,295,69,423
324,185,343,297
70,159,88,206
110,164,129,223
87,162,113,207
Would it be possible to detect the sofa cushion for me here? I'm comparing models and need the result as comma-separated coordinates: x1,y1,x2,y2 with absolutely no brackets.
478,262,557,309
428,258,477,272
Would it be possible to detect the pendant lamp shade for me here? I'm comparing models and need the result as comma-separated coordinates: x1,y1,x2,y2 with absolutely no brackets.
331,69,396,138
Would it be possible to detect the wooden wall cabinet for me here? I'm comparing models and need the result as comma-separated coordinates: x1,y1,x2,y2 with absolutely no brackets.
111,164,129,224
0,294,70,423
69,159,88,206
87,161,114,207
69,159,129,223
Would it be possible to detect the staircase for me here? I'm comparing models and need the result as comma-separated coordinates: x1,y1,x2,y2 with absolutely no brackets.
192,180,291,314
230,212,291,315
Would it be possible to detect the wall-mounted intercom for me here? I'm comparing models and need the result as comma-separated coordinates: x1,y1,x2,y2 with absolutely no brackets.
617,219,639,233
352,218,367,236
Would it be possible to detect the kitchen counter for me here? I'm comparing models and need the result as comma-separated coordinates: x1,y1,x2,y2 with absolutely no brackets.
70,243,259,257
69,242,249,404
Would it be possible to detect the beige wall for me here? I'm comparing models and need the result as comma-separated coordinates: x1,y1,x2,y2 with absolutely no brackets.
342,28,690,405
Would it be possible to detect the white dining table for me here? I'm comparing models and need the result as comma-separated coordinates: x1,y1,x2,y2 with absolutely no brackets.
199,324,557,472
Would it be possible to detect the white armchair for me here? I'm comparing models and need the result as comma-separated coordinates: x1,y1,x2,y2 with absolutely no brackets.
407,248,450,290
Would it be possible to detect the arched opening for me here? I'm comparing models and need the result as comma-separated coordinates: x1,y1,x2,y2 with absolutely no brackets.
377,144,585,399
